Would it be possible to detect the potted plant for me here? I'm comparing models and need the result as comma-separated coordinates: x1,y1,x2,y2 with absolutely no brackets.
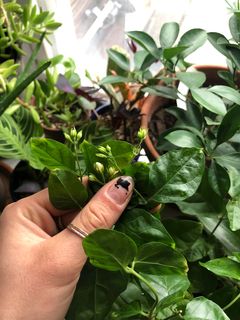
0,0,61,62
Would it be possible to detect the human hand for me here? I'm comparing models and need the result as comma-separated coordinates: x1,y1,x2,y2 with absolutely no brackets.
0,176,133,320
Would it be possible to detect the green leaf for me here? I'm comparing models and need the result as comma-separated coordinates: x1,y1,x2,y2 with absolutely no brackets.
135,242,188,275
99,75,133,85
116,208,174,247
0,114,29,160
111,301,142,319
209,85,240,105
127,31,159,59
107,49,130,71
162,46,188,60
163,219,203,251
102,140,135,168
148,148,205,203
176,71,206,89
214,152,240,171
208,161,230,197
133,50,156,71
227,196,240,231
83,229,137,271
164,130,202,148
207,32,230,58
48,169,88,210
228,167,240,197
191,88,227,116
226,44,240,69
144,274,190,309
178,29,207,58
229,14,240,43
0,61,51,116
200,257,240,281
217,105,240,145
184,297,230,320
66,263,128,320
141,85,178,99
160,22,179,48
30,138,75,171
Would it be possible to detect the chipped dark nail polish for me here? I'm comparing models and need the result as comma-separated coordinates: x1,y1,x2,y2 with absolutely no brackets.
107,176,134,204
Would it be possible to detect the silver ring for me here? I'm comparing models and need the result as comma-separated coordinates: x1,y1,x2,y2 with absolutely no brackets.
67,223,89,239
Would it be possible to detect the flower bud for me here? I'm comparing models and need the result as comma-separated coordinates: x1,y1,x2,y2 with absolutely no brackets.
70,127,77,138
77,130,83,140
106,145,111,152
97,146,107,153
94,162,104,173
137,128,148,140
108,166,119,177
89,174,97,182
96,153,108,158
64,132,73,143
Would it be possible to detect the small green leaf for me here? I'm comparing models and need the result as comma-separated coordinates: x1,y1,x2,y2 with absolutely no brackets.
116,208,175,247
229,14,240,43
228,167,240,197
135,242,188,275
48,169,88,210
209,85,240,105
100,75,133,85
207,32,230,58
184,297,230,320
83,229,137,271
160,22,179,48
102,140,135,168
162,46,188,60
176,71,206,89
226,44,240,69
107,49,130,71
178,29,207,58
127,31,159,59
217,105,240,145
141,85,178,99
148,148,205,203
30,138,75,171
191,88,227,116
227,196,240,231
200,257,240,281
208,161,230,197
165,130,202,148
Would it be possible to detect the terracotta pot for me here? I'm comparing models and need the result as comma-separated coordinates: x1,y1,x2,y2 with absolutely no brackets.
0,161,13,211
140,65,235,161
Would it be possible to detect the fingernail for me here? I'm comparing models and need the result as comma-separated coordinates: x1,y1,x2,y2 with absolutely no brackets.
107,176,134,205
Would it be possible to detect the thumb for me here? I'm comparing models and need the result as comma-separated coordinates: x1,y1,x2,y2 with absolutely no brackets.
44,176,134,273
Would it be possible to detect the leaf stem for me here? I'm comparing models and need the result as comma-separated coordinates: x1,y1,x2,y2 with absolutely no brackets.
210,211,226,236
125,266,159,319
223,291,240,311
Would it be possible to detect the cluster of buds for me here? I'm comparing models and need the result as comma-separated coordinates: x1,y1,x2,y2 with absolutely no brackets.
96,144,112,158
137,128,148,141
64,128,82,144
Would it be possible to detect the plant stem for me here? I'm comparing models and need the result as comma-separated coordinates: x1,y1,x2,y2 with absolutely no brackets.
223,291,240,311
125,266,159,319
210,211,226,236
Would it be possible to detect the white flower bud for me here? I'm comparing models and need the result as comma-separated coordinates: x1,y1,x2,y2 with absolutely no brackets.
137,128,148,140
70,127,77,138
64,132,73,143
77,130,83,140
94,162,104,173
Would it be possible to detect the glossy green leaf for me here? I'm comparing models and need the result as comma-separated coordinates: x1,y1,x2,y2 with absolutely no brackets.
116,208,174,247
191,88,227,116
100,75,133,85
141,85,178,99
178,29,207,58
162,46,188,60
135,242,188,275
201,257,240,281
214,152,240,171
110,301,142,319
107,49,130,71
48,169,88,209
184,297,230,320
227,196,240,231
127,31,159,59
30,138,75,171
83,229,137,271
229,14,240,42
209,85,240,105
208,161,230,197
66,263,128,320
143,274,190,308
148,148,205,203
217,105,240,145
176,71,206,89
160,22,179,48
164,129,202,148
228,167,240,197
226,44,240,69
134,50,157,70
207,32,230,58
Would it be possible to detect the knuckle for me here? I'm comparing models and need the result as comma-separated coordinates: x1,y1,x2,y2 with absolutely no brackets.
82,201,110,231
